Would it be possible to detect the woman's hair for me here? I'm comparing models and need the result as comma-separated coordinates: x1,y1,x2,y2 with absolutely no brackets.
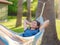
36,20,40,29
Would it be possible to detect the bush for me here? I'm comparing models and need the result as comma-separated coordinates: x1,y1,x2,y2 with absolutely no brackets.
8,0,18,16
8,0,37,16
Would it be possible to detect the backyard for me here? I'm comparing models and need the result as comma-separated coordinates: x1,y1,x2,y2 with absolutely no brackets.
0,0,60,45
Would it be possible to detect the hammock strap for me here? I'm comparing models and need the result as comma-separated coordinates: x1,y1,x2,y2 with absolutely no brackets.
40,2,46,17
36,2,46,25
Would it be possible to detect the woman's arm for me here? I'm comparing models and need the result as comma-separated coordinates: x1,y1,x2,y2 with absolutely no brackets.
39,20,49,30
23,19,31,30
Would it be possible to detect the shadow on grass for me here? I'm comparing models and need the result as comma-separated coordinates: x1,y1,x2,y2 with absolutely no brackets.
10,27,24,33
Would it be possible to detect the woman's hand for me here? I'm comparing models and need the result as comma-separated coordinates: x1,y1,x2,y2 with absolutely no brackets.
24,19,31,25
23,19,31,30
40,20,49,30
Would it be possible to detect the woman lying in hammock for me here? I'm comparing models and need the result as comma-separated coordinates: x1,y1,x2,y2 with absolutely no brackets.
0,19,49,43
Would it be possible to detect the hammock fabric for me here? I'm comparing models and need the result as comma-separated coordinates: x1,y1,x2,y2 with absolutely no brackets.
0,2,46,45
0,15,44,45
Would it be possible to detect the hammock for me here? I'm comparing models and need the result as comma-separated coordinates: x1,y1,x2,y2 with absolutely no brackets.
0,2,46,45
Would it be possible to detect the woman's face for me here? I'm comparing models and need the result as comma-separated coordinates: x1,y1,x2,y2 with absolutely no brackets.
30,21,38,28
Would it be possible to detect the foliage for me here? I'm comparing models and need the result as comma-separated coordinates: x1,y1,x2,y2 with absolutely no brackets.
8,0,18,15
8,0,38,16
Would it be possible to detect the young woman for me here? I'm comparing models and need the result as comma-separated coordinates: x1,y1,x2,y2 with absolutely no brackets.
0,19,49,44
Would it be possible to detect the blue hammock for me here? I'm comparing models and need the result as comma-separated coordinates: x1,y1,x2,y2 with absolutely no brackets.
0,2,46,45
0,16,44,45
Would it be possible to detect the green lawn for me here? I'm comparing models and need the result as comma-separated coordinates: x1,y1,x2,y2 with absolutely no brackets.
56,19,60,40
0,16,60,40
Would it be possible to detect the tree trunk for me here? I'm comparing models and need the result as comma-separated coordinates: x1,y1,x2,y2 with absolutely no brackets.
36,0,60,45
16,0,23,27
26,0,31,21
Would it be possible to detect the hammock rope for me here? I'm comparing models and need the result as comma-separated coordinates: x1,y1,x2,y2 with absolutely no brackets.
40,2,46,16
36,2,46,25
38,0,51,17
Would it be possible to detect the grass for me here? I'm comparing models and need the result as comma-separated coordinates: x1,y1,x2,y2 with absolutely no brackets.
56,19,60,40
0,16,25,33
0,16,60,40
